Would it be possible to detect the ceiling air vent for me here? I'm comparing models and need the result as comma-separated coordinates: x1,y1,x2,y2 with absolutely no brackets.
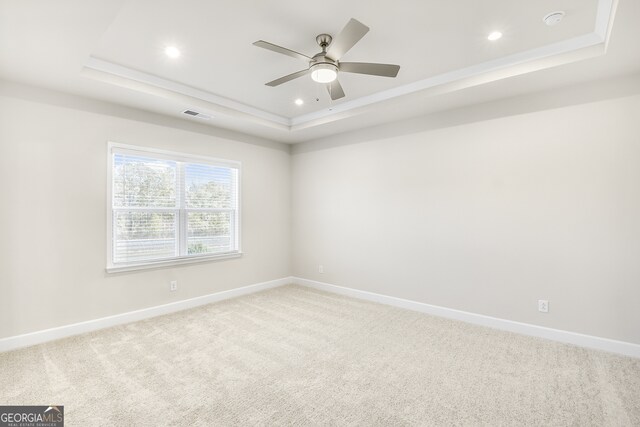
182,109,212,120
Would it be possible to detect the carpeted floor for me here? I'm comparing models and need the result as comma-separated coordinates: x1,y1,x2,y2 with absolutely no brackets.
1,284,639,426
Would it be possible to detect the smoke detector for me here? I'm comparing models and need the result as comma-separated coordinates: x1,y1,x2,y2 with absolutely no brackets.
543,11,565,26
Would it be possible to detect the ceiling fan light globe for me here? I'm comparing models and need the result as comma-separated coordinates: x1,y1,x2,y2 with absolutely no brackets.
311,69,337,83
310,63,338,83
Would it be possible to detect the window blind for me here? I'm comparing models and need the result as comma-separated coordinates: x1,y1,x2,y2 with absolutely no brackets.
108,144,240,269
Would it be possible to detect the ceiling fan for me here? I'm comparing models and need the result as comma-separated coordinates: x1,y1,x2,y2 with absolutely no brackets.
253,18,400,100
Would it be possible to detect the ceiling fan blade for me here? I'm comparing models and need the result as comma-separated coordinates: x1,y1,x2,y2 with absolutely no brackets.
253,40,311,62
339,62,400,77
327,79,345,100
265,69,309,87
326,18,369,60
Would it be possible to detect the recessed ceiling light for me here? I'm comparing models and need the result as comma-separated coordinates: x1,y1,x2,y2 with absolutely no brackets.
294,98,304,106
543,11,565,26
487,31,503,41
164,46,181,58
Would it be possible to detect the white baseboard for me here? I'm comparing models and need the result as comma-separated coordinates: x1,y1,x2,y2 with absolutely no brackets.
292,277,640,359
0,277,291,353
4,275,638,359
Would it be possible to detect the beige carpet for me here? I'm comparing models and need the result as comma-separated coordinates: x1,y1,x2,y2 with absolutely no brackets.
1,285,639,426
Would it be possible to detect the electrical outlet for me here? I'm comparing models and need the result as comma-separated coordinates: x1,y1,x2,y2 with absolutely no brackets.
538,299,549,313
318,265,324,274
170,280,178,292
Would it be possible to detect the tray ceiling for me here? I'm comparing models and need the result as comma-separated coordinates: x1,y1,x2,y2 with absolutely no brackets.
0,0,629,143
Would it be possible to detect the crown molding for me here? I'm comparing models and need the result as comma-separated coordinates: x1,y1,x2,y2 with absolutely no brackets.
291,71,640,154
0,79,289,152
83,57,290,130
82,0,617,135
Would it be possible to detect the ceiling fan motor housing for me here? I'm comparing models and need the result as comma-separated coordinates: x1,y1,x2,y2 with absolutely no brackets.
310,46,339,83
310,53,338,67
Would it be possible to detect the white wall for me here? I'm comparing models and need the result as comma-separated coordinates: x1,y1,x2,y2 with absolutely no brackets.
292,94,640,345
0,85,291,339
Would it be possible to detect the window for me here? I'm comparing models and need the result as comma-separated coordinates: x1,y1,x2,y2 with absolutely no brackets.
107,143,240,272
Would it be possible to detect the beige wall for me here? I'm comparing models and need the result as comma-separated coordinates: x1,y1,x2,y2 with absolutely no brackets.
292,94,640,345
0,89,291,339
2,80,640,346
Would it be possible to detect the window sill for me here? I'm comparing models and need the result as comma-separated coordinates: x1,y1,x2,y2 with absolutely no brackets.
106,252,243,274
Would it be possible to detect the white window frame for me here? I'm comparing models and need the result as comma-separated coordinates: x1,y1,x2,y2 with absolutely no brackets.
106,142,242,273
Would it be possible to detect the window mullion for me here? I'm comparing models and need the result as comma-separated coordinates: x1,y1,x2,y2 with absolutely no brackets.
178,162,187,256
232,169,239,251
